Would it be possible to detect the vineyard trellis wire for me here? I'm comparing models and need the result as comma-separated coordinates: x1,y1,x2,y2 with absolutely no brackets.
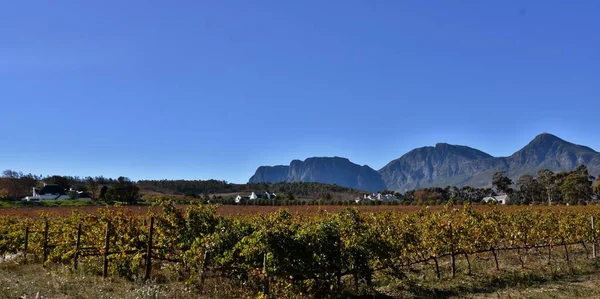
1,201,600,296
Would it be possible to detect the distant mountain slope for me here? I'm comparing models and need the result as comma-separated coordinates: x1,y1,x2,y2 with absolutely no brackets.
380,133,600,191
378,143,503,191
248,157,386,192
248,165,289,183
250,134,600,192
506,133,598,175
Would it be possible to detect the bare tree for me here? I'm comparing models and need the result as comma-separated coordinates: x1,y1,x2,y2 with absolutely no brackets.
86,177,99,200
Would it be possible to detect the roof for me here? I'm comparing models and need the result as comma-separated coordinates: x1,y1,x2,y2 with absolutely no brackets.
483,194,508,201
38,184,65,195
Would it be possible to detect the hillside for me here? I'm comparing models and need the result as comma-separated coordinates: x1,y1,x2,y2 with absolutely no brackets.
378,143,500,191
250,133,600,191
381,133,599,191
248,157,386,192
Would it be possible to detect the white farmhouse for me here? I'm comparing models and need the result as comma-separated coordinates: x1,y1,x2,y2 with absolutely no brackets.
366,193,397,201
23,184,70,201
235,191,277,203
356,193,398,203
235,195,250,204
22,184,93,201
482,194,509,205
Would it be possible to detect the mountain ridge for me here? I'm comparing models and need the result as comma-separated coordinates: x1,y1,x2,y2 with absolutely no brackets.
249,134,600,192
248,156,386,192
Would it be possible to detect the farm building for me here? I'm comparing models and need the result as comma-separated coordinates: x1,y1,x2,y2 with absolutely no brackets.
235,191,277,203
23,184,70,201
355,193,398,203
482,194,510,205
22,184,92,201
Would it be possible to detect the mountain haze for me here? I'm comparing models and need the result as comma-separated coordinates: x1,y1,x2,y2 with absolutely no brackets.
249,134,600,192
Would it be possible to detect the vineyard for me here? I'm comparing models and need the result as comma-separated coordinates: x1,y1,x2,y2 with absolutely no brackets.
2,201,600,298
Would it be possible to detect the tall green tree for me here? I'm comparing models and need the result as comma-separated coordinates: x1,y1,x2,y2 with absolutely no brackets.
560,172,593,205
492,171,513,195
105,177,139,204
99,185,108,201
86,177,99,200
536,169,557,204
517,174,544,204
286,191,295,201
593,175,600,199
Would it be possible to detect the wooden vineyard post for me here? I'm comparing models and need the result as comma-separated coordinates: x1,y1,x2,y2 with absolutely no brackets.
74,223,82,270
592,216,597,259
103,221,111,278
42,221,49,268
199,250,208,292
463,251,471,275
336,236,342,289
491,247,499,270
449,223,456,278
144,217,154,280
263,252,270,296
433,257,441,279
23,227,29,261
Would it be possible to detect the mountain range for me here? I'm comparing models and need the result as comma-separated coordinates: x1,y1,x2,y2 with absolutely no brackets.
249,134,600,192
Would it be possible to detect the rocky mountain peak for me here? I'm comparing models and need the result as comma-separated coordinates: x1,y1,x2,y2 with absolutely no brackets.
250,133,600,192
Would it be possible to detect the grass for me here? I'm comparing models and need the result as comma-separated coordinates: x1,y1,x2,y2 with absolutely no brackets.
0,262,192,299
3,246,600,298
380,245,600,299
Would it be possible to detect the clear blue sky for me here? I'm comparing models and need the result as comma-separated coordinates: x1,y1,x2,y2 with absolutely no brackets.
1,1,598,183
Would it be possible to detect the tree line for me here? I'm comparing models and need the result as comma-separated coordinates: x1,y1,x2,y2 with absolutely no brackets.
137,180,359,196
2,166,599,205
0,172,359,204
381,165,599,205
0,170,139,204
493,165,599,205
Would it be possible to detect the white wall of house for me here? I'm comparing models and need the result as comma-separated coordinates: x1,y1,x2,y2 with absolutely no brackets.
24,186,71,201
24,194,71,201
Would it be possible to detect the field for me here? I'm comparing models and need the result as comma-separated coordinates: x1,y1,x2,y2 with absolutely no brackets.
3,203,600,298
0,204,435,218
1,202,596,218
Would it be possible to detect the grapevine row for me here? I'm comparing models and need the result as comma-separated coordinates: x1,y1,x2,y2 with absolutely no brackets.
1,201,599,296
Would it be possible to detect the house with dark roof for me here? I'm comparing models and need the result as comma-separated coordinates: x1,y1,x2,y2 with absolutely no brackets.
23,184,71,201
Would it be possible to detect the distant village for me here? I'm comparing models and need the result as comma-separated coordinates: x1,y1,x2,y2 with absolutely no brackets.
22,184,513,205
234,191,407,204
9,173,516,206
231,190,511,205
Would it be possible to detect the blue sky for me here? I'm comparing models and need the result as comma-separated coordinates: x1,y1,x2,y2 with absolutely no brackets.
1,1,598,183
